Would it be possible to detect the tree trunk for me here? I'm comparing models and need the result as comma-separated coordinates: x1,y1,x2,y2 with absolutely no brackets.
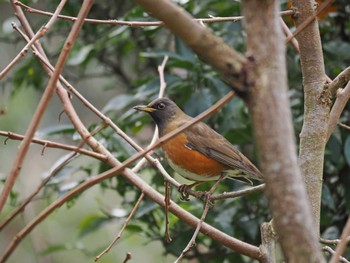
292,0,330,233
242,0,325,262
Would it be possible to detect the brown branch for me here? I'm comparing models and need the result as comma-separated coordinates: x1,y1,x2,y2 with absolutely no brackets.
210,184,265,201
320,237,350,246
329,66,350,95
0,0,72,214
338,122,350,131
122,253,132,263
243,0,324,262
326,81,350,141
259,222,276,263
15,1,295,27
0,131,107,162
329,216,350,263
164,180,172,243
95,193,145,262
175,175,226,263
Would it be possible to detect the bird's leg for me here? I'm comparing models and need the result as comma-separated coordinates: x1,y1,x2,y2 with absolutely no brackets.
178,181,204,201
203,173,226,207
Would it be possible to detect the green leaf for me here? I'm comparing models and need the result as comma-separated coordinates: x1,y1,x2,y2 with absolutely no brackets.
322,185,336,211
38,124,75,136
78,213,110,237
67,44,94,66
344,135,350,166
39,244,68,256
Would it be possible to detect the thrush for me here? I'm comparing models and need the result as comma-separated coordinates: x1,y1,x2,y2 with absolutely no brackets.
134,98,262,200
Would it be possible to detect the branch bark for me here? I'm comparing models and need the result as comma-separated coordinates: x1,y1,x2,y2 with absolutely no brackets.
292,0,330,232
242,0,325,262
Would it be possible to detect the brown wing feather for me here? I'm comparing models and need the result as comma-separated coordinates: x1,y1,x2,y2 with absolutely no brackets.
185,121,263,180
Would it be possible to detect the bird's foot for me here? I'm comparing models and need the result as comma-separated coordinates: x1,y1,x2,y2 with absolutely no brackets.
178,184,191,201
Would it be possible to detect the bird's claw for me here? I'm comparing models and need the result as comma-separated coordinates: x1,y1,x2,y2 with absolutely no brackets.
178,184,191,201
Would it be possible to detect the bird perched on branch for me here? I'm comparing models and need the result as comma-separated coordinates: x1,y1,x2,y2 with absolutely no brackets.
134,98,262,200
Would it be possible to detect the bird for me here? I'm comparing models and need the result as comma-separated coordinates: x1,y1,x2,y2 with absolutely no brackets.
133,97,263,200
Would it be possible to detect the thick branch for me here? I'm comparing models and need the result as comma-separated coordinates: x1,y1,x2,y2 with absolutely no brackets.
292,0,330,233
243,0,325,262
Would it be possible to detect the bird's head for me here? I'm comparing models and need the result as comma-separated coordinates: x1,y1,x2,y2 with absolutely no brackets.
133,97,185,131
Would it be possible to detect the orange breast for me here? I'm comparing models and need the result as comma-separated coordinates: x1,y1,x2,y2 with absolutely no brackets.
162,133,224,176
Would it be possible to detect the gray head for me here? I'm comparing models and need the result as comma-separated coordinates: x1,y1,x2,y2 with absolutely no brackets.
133,97,186,132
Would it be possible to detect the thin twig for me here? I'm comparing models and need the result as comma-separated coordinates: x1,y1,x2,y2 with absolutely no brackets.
210,184,265,201
122,253,132,263
164,180,172,243
0,131,107,162
329,66,350,95
323,246,350,263
327,81,350,141
0,0,71,214
15,1,294,26
330,216,350,263
95,193,145,261
174,174,226,263
320,237,350,246
338,122,350,132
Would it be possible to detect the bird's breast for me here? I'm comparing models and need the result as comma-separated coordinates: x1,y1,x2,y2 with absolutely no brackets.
162,133,225,181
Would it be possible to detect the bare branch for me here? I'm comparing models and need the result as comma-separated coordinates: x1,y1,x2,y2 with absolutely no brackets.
175,175,226,263
95,193,145,262
326,81,350,141
210,184,265,201
329,66,350,95
15,1,294,27
320,237,350,246
0,131,107,162
122,253,132,263
338,122,350,131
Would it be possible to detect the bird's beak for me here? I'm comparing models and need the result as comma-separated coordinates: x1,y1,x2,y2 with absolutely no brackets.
133,105,156,113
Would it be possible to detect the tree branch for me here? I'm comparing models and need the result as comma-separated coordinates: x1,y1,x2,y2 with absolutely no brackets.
243,0,324,262
0,131,107,161
326,81,350,140
0,0,74,214
15,1,294,27
292,0,329,235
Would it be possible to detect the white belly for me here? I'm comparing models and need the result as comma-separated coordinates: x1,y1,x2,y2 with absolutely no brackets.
166,157,221,182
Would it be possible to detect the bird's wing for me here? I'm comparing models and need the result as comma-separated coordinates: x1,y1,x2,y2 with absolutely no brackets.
184,121,263,180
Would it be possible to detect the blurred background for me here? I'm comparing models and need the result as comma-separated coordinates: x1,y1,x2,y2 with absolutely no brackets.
0,0,349,262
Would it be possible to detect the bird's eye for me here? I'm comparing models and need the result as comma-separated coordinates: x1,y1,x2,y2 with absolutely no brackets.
157,103,165,110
